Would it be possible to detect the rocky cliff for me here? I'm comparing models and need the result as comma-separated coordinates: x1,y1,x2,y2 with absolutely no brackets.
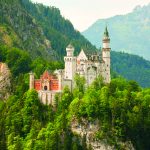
71,118,135,150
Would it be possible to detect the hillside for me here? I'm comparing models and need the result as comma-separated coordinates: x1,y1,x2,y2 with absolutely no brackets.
0,0,57,60
82,3,150,60
111,51,150,87
0,0,95,60
0,76,150,150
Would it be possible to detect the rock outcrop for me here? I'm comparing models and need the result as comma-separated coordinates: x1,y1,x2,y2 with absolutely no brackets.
71,118,135,150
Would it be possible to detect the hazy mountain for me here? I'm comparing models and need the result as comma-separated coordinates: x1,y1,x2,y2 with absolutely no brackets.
82,3,150,60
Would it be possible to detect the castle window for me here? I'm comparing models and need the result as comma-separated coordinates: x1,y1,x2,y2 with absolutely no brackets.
44,86,47,91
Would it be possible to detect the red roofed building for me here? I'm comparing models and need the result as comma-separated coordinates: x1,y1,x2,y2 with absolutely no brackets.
34,71,59,91
29,70,63,105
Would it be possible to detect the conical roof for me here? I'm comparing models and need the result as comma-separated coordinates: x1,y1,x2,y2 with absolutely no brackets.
103,26,109,37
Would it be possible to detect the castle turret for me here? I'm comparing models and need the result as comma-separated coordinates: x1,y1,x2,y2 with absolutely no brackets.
29,72,34,89
64,44,77,80
102,26,111,83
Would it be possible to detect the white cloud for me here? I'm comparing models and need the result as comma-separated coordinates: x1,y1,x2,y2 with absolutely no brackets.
31,0,150,31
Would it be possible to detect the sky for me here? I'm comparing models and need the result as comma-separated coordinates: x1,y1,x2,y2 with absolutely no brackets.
31,0,150,32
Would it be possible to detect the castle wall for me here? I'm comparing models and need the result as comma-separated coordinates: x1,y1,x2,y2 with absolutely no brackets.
34,80,41,91
64,57,77,80
38,90,61,106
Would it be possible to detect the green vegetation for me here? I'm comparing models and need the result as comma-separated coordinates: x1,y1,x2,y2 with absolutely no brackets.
0,71,150,149
0,44,63,97
0,0,96,60
0,44,150,150
0,44,149,149
111,51,150,87
21,0,96,58
0,1,150,149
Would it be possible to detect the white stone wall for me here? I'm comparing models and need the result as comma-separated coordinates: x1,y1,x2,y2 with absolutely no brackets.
64,57,77,80
77,49,88,61
102,44,111,83
103,42,110,49
38,90,61,106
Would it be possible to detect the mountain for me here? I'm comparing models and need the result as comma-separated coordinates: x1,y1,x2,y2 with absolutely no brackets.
82,4,150,60
0,0,95,60
0,0,56,60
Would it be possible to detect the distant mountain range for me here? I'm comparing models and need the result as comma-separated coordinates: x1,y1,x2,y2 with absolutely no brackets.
82,3,150,60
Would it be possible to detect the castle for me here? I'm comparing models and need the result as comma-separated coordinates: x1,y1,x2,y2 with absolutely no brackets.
29,27,111,105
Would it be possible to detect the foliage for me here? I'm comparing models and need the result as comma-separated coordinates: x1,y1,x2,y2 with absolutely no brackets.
70,78,150,149
0,0,96,61
1,0,150,88
111,51,150,87
0,70,150,150
22,0,96,58
0,1,150,150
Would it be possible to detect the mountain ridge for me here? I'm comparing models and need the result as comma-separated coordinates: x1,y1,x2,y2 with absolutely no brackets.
82,3,150,60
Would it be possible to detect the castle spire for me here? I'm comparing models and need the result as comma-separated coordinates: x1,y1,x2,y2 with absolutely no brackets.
102,26,111,83
103,25,109,38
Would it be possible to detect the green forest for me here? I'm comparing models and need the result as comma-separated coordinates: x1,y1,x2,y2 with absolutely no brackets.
0,45,150,150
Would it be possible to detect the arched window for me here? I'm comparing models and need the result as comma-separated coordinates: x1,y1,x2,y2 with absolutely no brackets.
44,86,47,91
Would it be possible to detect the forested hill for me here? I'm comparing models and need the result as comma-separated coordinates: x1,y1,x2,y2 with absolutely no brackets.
0,0,95,60
82,3,150,60
0,0,56,60
111,51,150,87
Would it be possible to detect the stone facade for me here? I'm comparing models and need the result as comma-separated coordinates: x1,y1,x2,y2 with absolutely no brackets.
29,70,61,105
64,26,111,85
0,63,11,100
29,27,111,105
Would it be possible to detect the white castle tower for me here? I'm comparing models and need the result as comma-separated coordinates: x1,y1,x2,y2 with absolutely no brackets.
102,26,111,83
64,44,77,80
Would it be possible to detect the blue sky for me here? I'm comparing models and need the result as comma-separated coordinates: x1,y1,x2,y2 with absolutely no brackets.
31,0,150,31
